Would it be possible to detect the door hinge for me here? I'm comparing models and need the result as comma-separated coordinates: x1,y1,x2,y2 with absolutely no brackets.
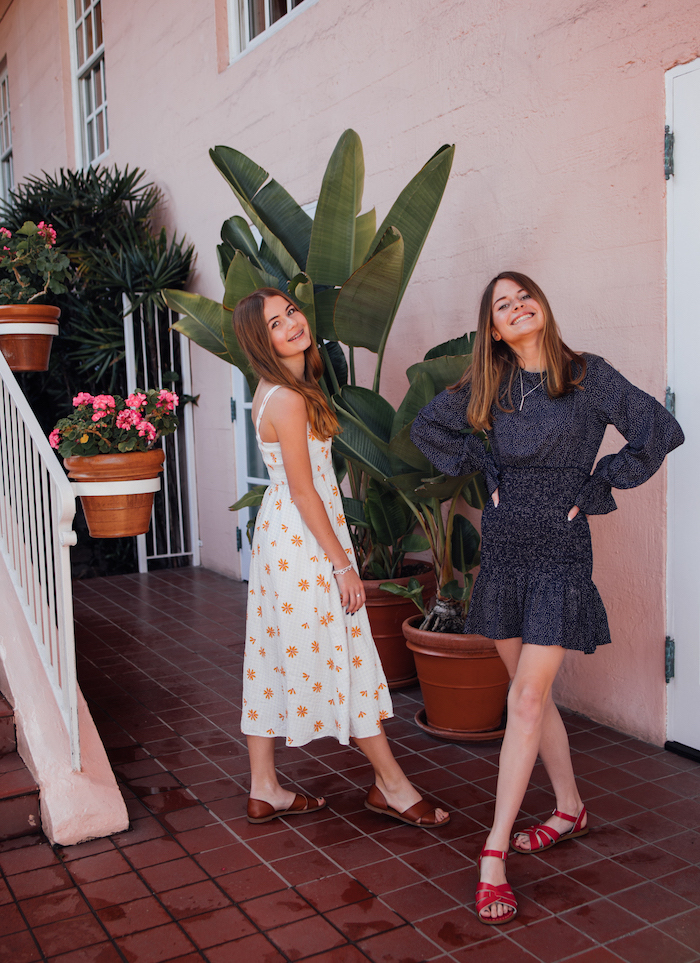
665,635,675,683
230,398,237,422
236,527,242,551
665,387,676,415
665,125,674,180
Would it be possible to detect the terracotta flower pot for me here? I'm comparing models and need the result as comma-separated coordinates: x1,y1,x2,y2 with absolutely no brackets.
403,614,510,741
0,304,60,372
364,562,436,689
65,449,165,538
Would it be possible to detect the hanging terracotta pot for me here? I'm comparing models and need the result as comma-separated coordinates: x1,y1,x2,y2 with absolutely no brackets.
0,304,60,372
403,614,509,742
364,562,436,689
64,449,165,538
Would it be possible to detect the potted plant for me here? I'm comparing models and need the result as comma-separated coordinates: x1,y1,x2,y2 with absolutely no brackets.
49,388,179,538
0,220,71,371
163,130,454,684
337,334,510,741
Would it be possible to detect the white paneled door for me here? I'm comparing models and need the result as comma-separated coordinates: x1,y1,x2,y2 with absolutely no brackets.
666,59,700,753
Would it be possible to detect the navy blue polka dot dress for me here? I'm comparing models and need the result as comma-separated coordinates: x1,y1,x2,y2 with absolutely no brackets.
410,354,684,653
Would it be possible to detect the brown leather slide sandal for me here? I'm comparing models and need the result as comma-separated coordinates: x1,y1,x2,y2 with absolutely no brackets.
364,784,450,827
247,792,326,824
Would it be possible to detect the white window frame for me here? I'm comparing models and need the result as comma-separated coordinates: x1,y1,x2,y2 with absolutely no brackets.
0,67,13,205
227,0,319,61
69,0,109,167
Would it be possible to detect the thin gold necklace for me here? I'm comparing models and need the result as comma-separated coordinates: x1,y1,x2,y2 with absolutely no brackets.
518,368,547,411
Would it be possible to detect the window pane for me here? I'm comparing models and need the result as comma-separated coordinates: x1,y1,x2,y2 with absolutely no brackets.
245,408,268,479
74,0,81,18
94,61,102,107
86,11,94,58
86,118,95,163
94,1,103,47
97,111,106,156
248,0,265,38
291,0,304,7
83,73,93,114
270,0,286,24
103,104,108,151
76,22,85,67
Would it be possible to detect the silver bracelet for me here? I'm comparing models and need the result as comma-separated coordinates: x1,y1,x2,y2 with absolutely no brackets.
333,563,353,578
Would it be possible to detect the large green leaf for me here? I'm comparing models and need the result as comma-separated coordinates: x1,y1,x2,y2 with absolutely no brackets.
306,130,364,286
333,420,393,481
393,370,437,436
406,353,472,394
314,288,339,341
412,471,479,502
451,514,480,573
230,484,268,512
335,385,395,446
364,483,415,547
388,422,433,473
333,227,403,353
221,215,262,266
354,208,376,270
369,144,455,312
424,331,476,360
164,289,226,358
209,145,307,280
222,250,271,311
342,496,367,528
288,273,316,339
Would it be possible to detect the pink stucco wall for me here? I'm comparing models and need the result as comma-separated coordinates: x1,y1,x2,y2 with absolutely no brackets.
2,0,697,743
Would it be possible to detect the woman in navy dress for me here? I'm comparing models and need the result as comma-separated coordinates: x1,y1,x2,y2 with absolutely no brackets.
411,271,684,924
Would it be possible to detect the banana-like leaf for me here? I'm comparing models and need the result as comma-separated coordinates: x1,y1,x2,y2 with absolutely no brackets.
393,370,437,436
379,577,426,614
221,215,263,267
335,385,395,446
412,471,480,502
401,532,430,553
342,496,367,527
324,340,348,388
229,484,268,512
221,307,259,394
364,484,415,547
369,144,455,313
314,288,340,341
333,227,403,352
223,250,271,311
164,289,227,359
252,178,313,270
465,473,489,510
388,422,433,473
333,420,393,482
451,514,480,573
217,241,234,283
209,145,306,280
424,331,476,360
354,208,376,270
288,273,316,339
306,130,364,286
406,353,472,394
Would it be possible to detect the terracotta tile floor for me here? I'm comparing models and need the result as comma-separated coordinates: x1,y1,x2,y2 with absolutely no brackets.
1,568,700,962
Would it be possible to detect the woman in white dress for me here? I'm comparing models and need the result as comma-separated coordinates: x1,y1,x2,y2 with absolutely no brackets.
234,288,449,828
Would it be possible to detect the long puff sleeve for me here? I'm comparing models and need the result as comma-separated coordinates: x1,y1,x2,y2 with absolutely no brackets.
410,386,500,494
575,358,684,515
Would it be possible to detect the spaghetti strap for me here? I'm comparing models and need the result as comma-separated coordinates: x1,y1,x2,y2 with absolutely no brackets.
255,384,282,438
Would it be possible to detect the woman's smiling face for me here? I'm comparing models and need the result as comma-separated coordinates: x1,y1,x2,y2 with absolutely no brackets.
263,295,311,362
490,277,545,348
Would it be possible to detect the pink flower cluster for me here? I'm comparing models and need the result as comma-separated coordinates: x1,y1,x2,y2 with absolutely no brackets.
115,409,141,429
0,227,11,239
91,394,117,422
157,389,178,411
48,429,60,449
72,392,94,407
36,221,57,246
126,392,147,409
137,420,157,442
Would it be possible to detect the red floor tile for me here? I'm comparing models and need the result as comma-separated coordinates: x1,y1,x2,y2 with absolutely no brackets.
115,922,196,962
46,943,124,962
296,873,373,912
241,888,316,930
20,890,90,927
0,927,42,963
610,879,694,923
32,914,108,957
509,915,598,962
205,932,286,962
7,864,74,900
158,879,232,919
96,896,171,937
359,923,444,962
607,926,698,963
266,914,348,960
324,896,405,940
179,904,257,947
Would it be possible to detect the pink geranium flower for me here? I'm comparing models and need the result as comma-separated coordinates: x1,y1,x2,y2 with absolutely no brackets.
49,429,60,449
136,419,157,442
0,227,11,239
92,394,116,411
157,389,179,411
116,409,141,429
36,221,57,246
72,392,94,407
125,392,147,410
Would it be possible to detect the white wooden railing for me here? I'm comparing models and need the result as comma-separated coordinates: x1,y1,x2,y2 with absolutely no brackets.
0,351,80,770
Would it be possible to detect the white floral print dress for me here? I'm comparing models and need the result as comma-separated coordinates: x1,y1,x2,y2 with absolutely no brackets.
241,385,393,747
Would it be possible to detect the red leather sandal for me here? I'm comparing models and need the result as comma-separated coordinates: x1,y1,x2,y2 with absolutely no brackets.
511,806,588,853
475,847,518,925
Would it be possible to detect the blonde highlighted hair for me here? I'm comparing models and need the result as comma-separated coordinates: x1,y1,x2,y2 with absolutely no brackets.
453,271,586,431
232,288,339,440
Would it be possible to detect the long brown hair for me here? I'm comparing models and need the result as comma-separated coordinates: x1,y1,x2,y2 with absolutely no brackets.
452,271,586,431
232,288,339,440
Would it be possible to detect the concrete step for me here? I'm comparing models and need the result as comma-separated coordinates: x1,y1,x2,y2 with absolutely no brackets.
0,697,41,841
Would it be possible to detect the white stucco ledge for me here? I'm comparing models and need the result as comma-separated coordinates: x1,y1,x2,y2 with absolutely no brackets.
0,556,129,845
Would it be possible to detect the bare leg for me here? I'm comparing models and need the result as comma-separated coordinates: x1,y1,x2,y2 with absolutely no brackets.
247,735,324,811
478,641,567,920
354,728,449,823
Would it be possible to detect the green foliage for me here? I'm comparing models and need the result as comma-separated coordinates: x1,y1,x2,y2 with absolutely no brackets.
0,221,72,304
1,165,194,430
